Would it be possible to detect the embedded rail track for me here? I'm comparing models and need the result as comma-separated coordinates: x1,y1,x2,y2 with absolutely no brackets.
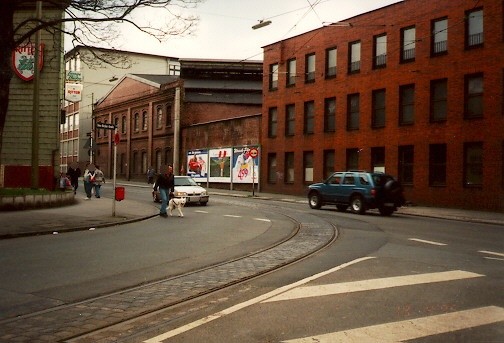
0,201,337,343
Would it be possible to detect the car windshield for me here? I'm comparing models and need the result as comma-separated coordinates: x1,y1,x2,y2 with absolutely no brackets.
175,177,199,187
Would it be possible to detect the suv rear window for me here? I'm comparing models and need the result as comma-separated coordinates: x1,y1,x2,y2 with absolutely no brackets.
372,174,394,186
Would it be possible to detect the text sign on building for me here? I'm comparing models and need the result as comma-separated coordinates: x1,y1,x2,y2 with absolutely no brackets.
65,83,83,102
66,70,82,82
12,43,44,81
96,122,117,130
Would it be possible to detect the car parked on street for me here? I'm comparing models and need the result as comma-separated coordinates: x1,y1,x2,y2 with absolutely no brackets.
152,176,209,205
307,171,405,215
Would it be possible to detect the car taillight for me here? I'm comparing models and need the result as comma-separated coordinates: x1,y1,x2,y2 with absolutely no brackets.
371,188,376,197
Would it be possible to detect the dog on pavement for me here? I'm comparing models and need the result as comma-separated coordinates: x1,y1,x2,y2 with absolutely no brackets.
168,197,186,217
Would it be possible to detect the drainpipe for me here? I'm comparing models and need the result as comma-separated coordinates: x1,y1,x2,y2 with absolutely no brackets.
173,85,181,174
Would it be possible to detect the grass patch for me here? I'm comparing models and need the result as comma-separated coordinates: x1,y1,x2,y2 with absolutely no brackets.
0,188,56,196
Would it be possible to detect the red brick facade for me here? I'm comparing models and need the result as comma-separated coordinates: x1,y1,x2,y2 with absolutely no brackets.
260,0,503,211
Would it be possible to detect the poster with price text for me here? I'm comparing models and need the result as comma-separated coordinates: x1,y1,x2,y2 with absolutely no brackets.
232,146,259,184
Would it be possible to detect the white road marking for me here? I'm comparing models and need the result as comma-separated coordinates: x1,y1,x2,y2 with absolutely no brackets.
479,250,504,258
223,215,242,218
253,218,271,222
282,306,504,343
484,257,504,261
194,210,208,213
263,270,483,303
142,257,375,343
409,238,447,246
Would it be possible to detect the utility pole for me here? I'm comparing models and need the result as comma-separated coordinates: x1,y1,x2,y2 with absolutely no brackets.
31,1,42,189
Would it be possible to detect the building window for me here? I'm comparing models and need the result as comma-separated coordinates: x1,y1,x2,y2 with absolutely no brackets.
285,152,295,183
134,113,139,132
268,153,277,183
287,58,296,86
346,148,359,171
432,18,448,55
465,73,483,119
464,142,483,187
373,34,387,68
371,147,385,173
103,120,108,137
348,41,361,73
401,26,416,62
268,107,278,138
142,111,148,131
399,84,415,125
466,8,484,48
429,144,447,186
324,97,336,132
347,93,360,130
372,89,386,128
269,63,279,90
323,149,335,179
285,104,295,136
142,151,147,174
430,79,448,122
304,151,314,183
132,151,138,174
114,117,119,133
156,106,163,128
398,145,414,185
166,104,172,127
304,101,315,134
325,47,337,78
305,53,316,83
121,115,126,134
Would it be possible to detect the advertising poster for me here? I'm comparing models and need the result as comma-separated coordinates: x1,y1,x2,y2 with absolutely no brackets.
186,149,208,182
209,148,232,183
232,146,259,184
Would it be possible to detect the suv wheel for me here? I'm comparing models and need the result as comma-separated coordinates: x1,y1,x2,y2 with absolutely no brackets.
350,195,365,214
308,192,322,209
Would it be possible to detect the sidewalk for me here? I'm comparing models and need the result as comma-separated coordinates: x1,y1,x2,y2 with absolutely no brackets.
0,181,502,239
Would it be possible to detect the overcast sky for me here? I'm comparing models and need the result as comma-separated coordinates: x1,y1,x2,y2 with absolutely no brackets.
70,0,402,61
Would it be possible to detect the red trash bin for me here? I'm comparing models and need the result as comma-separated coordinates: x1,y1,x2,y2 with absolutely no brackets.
115,186,125,201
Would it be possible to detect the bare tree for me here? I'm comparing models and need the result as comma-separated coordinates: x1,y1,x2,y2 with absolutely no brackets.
0,0,201,161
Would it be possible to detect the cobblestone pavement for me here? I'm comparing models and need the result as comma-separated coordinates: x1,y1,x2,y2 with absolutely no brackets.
0,207,335,343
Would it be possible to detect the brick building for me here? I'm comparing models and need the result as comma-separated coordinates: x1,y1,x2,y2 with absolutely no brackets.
261,0,503,211
93,59,262,187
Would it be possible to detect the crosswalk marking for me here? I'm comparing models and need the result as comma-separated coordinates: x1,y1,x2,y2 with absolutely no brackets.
409,238,447,246
143,257,374,343
253,218,271,222
263,270,483,303
223,214,242,218
282,306,504,343
194,210,208,213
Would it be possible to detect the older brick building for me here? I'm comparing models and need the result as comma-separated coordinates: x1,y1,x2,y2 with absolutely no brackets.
93,59,262,186
261,0,503,211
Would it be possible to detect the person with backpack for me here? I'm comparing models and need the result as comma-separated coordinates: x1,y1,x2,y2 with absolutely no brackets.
83,164,96,199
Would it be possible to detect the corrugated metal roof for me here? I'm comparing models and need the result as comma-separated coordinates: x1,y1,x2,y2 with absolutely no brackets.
185,92,262,105
184,79,261,91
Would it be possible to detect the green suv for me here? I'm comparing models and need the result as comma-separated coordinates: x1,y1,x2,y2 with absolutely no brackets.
307,171,405,216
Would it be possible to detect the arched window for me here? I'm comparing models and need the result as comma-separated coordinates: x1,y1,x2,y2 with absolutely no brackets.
156,106,163,128
121,115,126,134
134,113,139,132
142,111,148,131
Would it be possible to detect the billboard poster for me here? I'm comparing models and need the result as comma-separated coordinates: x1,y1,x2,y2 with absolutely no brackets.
232,146,259,184
209,148,232,183
186,149,208,182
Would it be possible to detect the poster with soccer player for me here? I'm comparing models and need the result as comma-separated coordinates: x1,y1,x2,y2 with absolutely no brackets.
186,149,208,182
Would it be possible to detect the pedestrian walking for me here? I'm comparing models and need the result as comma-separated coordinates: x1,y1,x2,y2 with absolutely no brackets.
147,167,155,184
153,165,175,217
66,165,81,194
83,164,96,199
93,165,105,198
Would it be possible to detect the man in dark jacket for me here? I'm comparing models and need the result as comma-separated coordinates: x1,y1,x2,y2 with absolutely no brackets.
154,165,175,217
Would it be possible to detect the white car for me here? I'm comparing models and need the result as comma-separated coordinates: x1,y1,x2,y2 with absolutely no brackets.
152,176,209,205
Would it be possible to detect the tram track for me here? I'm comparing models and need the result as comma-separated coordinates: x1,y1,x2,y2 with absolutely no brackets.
0,201,337,342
